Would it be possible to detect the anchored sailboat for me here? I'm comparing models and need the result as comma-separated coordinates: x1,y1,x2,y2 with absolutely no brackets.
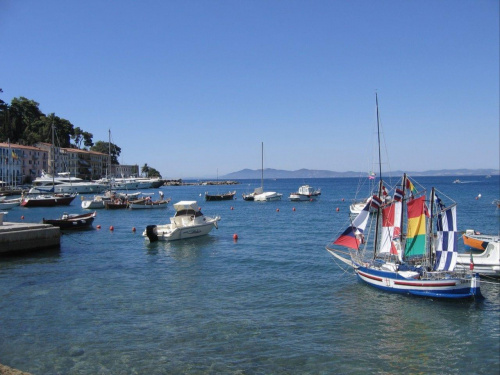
325,95,482,299
242,142,282,201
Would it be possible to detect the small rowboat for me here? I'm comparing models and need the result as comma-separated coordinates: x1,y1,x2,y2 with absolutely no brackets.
43,211,96,230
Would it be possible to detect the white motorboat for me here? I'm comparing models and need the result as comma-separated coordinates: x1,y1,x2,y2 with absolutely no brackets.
81,193,113,209
30,171,108,194
455,239,500,278
143,201,220,242
289,185,321,201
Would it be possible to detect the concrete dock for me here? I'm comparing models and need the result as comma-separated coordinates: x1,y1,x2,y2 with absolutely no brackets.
0,214,60,255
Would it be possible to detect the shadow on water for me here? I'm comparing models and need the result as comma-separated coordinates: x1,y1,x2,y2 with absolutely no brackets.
0,247,61,268
144,234,219,260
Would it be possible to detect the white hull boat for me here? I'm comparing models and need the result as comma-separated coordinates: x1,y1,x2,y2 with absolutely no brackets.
0,198,22,210
289,185,321,201
81,195,112,209
254,191,282,201
455,239,500,278
30,172,108,194
143,201,220,242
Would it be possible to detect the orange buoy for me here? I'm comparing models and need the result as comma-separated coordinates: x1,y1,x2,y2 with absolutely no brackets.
109,225,114,231
96,225,101,229
336,207,339,212
132,227,136,232
292,207,296,211
233,233,238,240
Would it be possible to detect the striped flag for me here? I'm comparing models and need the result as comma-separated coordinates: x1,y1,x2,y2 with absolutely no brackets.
393,188,404,202
370,195,383,209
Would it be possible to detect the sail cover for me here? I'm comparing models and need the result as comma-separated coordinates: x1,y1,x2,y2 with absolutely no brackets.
405,196,427,257
334,199,371,250
434,204,458,271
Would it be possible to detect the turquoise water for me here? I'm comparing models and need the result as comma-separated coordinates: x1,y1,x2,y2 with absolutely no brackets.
1,176,499,374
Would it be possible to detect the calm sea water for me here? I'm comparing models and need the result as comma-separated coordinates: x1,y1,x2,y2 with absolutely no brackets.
0,176,499,375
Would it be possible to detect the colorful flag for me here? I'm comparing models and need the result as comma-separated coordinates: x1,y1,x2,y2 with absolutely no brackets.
406,178,418,197
370,195,383,209
11,151,18,160
381,185,389,197
393,188,404,202
405,195,427,257
334,199,371,250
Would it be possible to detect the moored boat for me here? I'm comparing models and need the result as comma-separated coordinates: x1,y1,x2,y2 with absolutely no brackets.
455,239,500,278
0,197,22,210
21,193,77,207
243,142,282,202
29,171,108,194
462,229,499,252
43,211,96,230
143,200,220,242
128,196,170,209
325,95,482,300
105,198,129,209
205,191,236,201
254,191,282,201
289,185,321,201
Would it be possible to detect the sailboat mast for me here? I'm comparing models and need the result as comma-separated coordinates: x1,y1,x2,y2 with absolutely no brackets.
376,93,382,182
52,120,55,186
108,129,112,178
427,187,436,267
373,94,382,259
400,174,408,244
261,141,264,190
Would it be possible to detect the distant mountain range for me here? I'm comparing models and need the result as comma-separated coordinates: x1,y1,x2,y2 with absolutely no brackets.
221,168,499,179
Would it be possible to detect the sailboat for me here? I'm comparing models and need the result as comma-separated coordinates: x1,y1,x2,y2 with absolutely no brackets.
325,95,482,300
242,142,282,202
21,121,77,207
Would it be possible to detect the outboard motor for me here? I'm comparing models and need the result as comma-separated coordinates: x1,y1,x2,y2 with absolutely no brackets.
145,225,158,242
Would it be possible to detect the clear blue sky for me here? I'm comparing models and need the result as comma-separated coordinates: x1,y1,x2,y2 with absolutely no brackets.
1,0,498,178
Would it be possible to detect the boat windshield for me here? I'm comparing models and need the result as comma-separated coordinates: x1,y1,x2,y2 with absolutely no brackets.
174,209,203,217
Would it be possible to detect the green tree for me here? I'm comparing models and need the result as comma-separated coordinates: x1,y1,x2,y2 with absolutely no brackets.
7,97,44,143
147,167,162,178
141,163,150,177
91,141,121,164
